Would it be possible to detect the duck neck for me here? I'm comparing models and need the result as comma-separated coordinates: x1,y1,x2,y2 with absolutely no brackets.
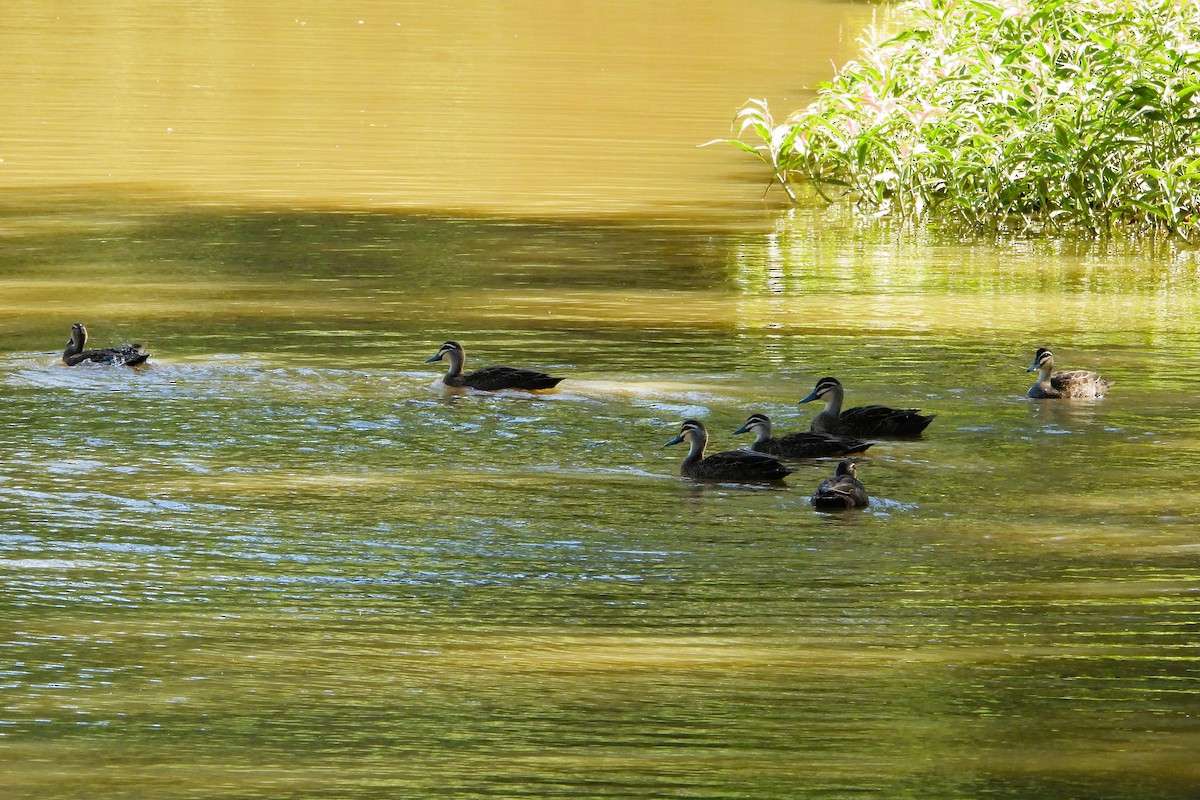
442,349,465,383
752,423,772,445
816,386,844,426
1031,363,1056,394
825,386,844,416
64,327,85,359
682,434,707,465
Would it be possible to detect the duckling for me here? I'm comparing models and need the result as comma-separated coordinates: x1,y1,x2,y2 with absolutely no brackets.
425,340,564,391
665,419,794,482
62,323,150,367
732,413,872,459
1026,348,1111,399
810,459,869,510
799,376,934,437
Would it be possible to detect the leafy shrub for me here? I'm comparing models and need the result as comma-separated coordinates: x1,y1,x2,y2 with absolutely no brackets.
721,0,1200,238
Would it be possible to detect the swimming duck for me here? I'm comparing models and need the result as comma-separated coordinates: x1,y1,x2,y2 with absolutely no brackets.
665,419,794,482
425,340,564,391
732,413,872,459
810,459,869,510
62,323,150,367
799,376,934,437
1026,348,1111,399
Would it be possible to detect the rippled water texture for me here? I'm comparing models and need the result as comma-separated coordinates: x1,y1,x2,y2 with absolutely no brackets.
2,2,1198,800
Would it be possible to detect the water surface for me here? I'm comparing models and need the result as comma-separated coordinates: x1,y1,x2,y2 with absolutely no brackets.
1,2,1198,799
0,0,869,219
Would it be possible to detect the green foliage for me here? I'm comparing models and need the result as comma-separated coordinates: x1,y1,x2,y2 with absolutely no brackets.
722,0,1200,238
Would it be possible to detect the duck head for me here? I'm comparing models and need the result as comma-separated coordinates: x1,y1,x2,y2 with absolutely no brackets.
733,413,772,438
426,341,464,363
1026,348,1054,373
799,376,843,404
665,419,707,448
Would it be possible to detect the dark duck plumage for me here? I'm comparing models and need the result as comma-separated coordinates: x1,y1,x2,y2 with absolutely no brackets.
810,459,869,510
665,419,794,483
799,376,934,437
425,340,564,391
62,323,150,367
1026,348,1111,399
732,413,872,459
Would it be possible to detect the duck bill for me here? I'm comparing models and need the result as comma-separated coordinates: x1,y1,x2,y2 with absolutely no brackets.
425,354,443,363
798,390,820,404
663,435,684,447
1025,363,1038,372
731,424,750,435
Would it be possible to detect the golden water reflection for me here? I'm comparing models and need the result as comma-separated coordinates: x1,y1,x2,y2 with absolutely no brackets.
0,0,874,218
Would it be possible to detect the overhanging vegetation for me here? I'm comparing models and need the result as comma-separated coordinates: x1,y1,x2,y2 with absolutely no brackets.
720,0,1200,238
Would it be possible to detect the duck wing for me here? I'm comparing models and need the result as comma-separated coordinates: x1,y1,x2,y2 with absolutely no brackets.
65,345,149,367
841,404,934,436
696,449,794,481
462,366,564,391
114,344,150,366
767,431,873,459
1050,370,1110,398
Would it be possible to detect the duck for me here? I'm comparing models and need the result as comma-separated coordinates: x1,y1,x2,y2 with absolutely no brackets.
425,340,564,391
799,376,934,437
1026,347,1111,399
732,413,872,459
665,419,794,482
810,459,869,510
62,323,150,367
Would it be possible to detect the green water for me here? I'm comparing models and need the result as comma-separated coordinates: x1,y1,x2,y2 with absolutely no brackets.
2,203,1198,799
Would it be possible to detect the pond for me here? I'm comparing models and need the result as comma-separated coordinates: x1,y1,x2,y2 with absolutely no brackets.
1,3,1197,800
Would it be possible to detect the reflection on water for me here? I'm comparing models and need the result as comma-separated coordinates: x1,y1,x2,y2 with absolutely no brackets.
0,0,874,219
2,205,1199,800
